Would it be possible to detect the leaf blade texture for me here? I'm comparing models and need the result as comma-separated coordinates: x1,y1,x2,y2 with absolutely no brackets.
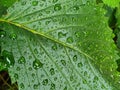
0,0,120,90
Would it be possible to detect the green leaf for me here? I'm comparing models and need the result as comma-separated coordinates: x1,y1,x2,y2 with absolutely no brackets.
0,0,120,90
102,0,120,8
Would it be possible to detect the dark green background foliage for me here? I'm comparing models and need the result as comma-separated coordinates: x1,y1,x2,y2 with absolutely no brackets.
0,0,120,90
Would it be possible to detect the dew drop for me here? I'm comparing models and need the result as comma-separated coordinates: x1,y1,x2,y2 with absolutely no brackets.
9,33,17,40
66,37,73,43
50,68,55,75
54,4,62,11
32,1,38,6
0,30,6,38
14,73,18,79
20,83,25,89
77,62,83,67
75,32,80,37
28,67,32,71
21,1,26,5
58,32,66,38
33,59,43,70
34,48,38,54
16,67,21,71
64,86,67,90
53,0,58,3
93,76,99,82
52,44,57,50
83,79,87,84
32,73,35,77
33,84,39,89
84,71,87,76
73,55,77,62
2,50,15,67
42,79,48,86
18,56,26,64
73,5,79,10
50,83,55,90
61,60,66,66
70,75,74,81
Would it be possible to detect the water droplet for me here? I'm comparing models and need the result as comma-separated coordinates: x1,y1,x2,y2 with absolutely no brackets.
52,44,57,50
50,68,55,75
45,20,51,25
61,60,66,66
77,62,83,67
20,83,25,89
83,79,87,84
66,37,73,43
18,56,26,64
54,4,62,11
58,32,66,38
2,50,15,67
53,0,58,3
75,32,80,37
9,33,17,40
73,55,77,62
32,73,35,77
32,1,38,6
16,67,21,71
0,30,6,38
73,5,79,10
14,73,18,79
84,71,87,76
34,48,38,54
64,86,67,90
50,83,55,90
93,76,99,82
42,79,48,86
33,59,43,70
28,67,32,71
21,1,26,5
70,75,74,81
33,84,39,89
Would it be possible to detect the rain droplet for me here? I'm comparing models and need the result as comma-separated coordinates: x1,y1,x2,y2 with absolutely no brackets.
84,71,87,76
52,44,57,50
50,83,55,90
16,67,21,71
83,79,87,84
2,50,15,67
73,55,77,62
64,86,67,90
32,73,35,77
70,75,74,81
61,60,66,66
33,59,43,70
42,79,48,86
77,62,83,67
21,1,26,5
66,37,73,43
75,32,80,37
50,68,55,75
54,4,62,11
18,56,26,64
53,0,58,3
33,84,39,89
58,32,66,38
28,67,32,71
73,5,79,10
34,48,38,54
93,76,99,82
9,33,17,40
14,73,18,79
20,83,25,89
0,30,6,38
32,1,38,6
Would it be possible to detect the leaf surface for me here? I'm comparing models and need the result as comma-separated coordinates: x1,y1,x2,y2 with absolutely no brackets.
0,0,120,90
